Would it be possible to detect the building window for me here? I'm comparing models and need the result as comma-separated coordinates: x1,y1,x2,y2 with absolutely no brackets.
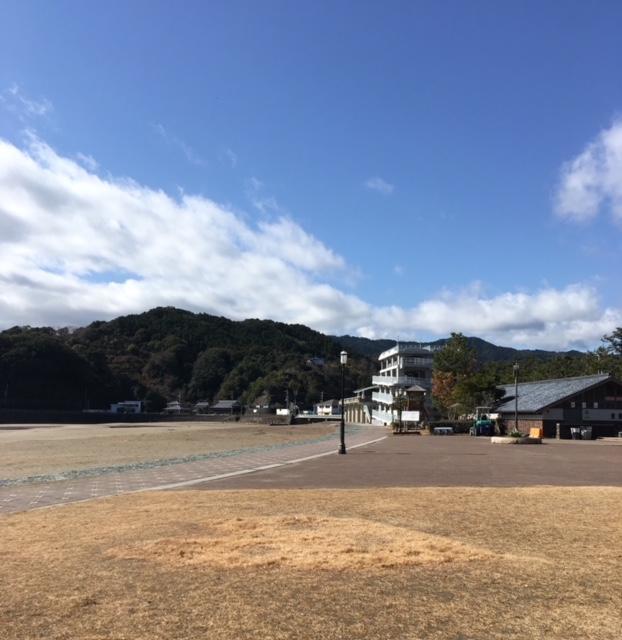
612,413,616,420
593,402,599,409
570,401,575,408
582,402,587,409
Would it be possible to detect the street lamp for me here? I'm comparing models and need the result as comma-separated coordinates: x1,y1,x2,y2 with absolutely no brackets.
513,362,519,434
339,350,348,454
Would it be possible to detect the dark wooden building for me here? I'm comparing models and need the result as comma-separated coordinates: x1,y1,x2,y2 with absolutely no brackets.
494,373,622,439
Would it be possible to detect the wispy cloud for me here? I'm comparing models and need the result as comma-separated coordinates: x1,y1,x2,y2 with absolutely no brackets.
555,117,622,223
365,176,394,195
0,134,619,349
245,176,285,214
224,147,238,168
152,122,204,166
75,152,99,172
0,83,53,120
393,264,404,276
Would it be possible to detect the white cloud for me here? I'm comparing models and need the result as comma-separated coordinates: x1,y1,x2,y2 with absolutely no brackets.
0,83,53,120
0,135,619,350
365,176,394,195
555,118,622,223
152,122,204,166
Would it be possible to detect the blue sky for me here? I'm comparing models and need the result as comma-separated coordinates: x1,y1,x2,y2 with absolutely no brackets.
1,1,621,349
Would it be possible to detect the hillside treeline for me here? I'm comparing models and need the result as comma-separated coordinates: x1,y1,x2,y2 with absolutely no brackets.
0,307,375,411
1,307,620,413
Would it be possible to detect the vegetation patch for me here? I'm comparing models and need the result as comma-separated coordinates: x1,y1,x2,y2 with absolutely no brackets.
110,514,491,570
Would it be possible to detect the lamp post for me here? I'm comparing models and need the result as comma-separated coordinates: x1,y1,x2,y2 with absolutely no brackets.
513,362,519,434
339,350,348,454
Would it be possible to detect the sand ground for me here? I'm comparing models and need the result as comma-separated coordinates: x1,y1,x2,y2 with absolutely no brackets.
1,486,621,640
0,421,336,480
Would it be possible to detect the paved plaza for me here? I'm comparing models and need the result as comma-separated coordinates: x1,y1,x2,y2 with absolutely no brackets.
0,425,384,515
198,433,622,490
2,428,620,515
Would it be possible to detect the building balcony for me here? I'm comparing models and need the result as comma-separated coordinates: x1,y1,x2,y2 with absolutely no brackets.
372,375,432,388
402,357,434,367
372,391,394,406
372,408,393,425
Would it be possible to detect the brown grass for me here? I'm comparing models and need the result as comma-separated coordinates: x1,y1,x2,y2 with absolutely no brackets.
110,514,492,570
1,487,621,639
0,422,335,479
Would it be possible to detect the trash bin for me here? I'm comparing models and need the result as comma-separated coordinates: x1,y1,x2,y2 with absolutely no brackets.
580,427,592,441
570,427,581,440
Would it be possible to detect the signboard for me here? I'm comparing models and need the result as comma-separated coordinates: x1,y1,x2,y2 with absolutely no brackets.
401,410,420,422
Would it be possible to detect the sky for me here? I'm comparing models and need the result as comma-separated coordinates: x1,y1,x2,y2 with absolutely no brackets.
1,0,621,350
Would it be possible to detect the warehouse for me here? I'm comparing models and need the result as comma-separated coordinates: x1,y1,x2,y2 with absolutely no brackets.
495,373,622,439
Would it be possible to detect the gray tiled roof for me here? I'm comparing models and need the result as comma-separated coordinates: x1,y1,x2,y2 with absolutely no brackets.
211,400,240,409
495,373,611,413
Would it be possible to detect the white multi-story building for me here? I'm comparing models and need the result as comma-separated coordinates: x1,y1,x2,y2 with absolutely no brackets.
371,343,434,426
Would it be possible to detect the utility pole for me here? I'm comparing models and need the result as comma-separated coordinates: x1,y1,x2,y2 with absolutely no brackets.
339,351,348,454
513,362,519,434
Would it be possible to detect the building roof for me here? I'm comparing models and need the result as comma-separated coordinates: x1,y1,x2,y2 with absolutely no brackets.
495,373,612,413
211,400,240,409
314,398,339,406
353,386,378,393
378,343,434,361
406,385,427,392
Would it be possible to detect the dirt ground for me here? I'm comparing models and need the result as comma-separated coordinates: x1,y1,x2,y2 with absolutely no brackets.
1,486,621,640
0,422,336,480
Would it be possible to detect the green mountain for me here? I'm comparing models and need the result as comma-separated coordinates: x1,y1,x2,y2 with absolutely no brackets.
0,307,375,411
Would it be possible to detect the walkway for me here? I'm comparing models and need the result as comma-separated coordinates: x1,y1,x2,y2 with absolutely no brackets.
0,425,384,515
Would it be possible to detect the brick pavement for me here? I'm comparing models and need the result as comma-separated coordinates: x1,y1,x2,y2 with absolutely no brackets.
0,425,385,515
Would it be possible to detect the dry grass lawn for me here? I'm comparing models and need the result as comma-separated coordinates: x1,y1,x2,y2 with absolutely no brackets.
2,486,621,639
0,422,336,480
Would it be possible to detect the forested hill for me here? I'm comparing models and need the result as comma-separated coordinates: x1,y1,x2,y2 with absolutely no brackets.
0,307,376,411
333,334,584,362
0,307,610,413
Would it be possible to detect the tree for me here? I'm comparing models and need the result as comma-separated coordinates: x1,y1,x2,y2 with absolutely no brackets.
434,333,477,377
391,394,409,433
433,333,478,417
603,328,622,357
432,370,456,416
187,348,234,401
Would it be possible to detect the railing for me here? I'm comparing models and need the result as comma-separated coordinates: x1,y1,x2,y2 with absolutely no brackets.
372,409,393,425
372,391,394,406
402,357,433,367
372,375,432,387
378,345,434,360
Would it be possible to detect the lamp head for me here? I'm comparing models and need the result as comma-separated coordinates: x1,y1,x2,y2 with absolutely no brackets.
340,350,348,365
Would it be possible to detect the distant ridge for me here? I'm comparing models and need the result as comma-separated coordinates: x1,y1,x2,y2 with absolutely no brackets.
332,334,585,363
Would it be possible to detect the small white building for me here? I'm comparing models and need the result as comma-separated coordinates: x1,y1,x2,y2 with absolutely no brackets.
110,400,143,414
163,400,193,414
314,398,341,416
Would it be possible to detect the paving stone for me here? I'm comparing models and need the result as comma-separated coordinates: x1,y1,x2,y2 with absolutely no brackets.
0,426,382,515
